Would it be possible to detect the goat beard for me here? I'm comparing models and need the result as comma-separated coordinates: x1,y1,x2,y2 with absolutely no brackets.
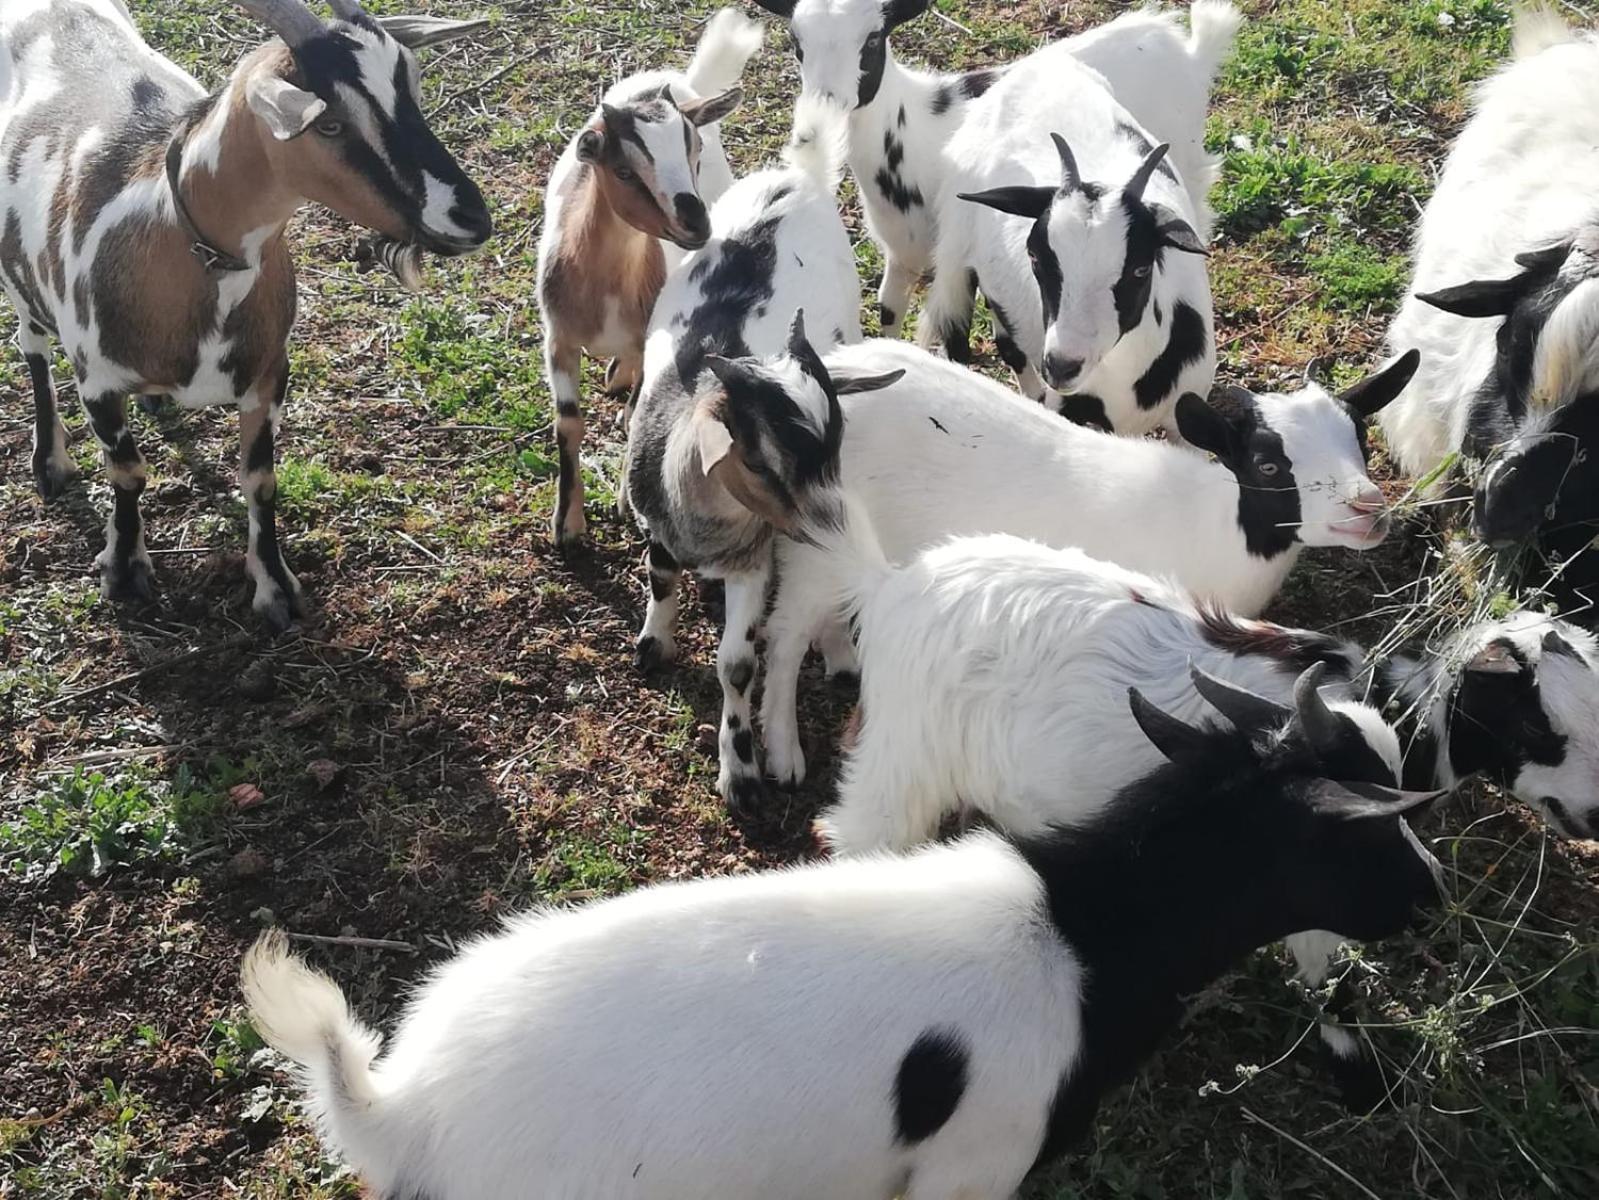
353,234,425,292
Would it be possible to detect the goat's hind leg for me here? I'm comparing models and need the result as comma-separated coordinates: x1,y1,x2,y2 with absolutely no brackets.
546,339,587,545
717,556,771,816
635,539,681,672
21,326,74,499
82,389,153,600
239,362,303,633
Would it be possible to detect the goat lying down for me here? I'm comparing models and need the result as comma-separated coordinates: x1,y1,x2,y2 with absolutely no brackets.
1,0,491,630
758,339,1415,790
536,8,763,544
244,674,1441,1200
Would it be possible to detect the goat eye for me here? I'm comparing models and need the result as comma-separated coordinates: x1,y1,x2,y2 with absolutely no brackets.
314,119,344,138
1133,265,1151,279
1257,460,1279,477
615,166,636,182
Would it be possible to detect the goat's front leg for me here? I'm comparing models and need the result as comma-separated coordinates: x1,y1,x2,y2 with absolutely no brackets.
23,329,74,500
717,555,771,815
635,539,681,672
546,338,586,546
82,390,153,600
238,365,302,633
876,258,918,338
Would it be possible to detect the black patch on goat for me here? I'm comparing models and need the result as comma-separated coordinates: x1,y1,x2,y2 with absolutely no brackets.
1133,301,1206,410
874,116,924,214
856,28,890,107
1219,394,1300,560
1445,639,1567,788
1111,196,1163,335
672,213,783,388
1026,219,1064,323
1115,121,1179,183
931,67,1000,115
986,292,1030,375
1060,393,1112,432
893,1029,969,1144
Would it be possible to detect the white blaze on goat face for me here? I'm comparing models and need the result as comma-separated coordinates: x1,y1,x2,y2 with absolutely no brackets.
787,0,890,109
1037,189,1140,386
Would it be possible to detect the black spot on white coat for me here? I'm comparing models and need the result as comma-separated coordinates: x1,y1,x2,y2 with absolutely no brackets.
893,1028,969,1144
1133,301,1208,410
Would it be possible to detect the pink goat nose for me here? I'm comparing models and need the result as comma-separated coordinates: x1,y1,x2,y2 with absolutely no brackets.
1348,484,1387,514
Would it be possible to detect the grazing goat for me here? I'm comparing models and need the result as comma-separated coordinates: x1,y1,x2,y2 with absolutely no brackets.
1383,7,1599,558
243,684,1441,1200
2,0,491,630
758,339,1416,790
536,9,762,544
925,80,1214,433
621,103,893,810
748,0,1240,337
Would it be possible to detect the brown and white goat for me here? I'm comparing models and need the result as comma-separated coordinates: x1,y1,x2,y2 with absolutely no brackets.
1,0,491,630
535,8,760,544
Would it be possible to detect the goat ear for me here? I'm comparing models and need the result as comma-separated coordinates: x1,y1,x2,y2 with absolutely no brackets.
1173,392,1238,463
680,86,743,127
1541,628,1578,658
575,127,605,164
958,186,1055,220
691,394,736,477
1415,274,1535,319
884,0,931,30
375,15,490,48
246,74,327,140
832,367,906,395
1149,204,1207,256
1338,348,1420,416
1312,780,1450,822
1128,687,1211,764
748,0,797,17
1464,639,1524,677
1514,241,1574,273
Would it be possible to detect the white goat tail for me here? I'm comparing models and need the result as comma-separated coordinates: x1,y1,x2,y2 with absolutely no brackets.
1512,3,1574,58
1186,0,1244,78
241,931,386,1149
786,94,852,190
685,7,765,97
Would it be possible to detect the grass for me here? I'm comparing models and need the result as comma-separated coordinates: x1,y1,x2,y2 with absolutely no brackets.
1,1,1597,1198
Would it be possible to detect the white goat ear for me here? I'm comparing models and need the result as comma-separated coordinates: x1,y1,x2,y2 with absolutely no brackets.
832,367,906,395
376,15,491,48
680,87,743,127
247,74,327,140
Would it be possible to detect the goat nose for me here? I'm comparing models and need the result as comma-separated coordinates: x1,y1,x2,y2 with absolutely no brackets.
674,193,709,235
1348,483,1386,514
1042,353,1084,389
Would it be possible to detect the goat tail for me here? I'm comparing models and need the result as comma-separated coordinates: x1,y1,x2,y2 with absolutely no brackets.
785,93,852,191
685,8,765,97
241,930,391,1164
1512,4,1575,58
1185,0,1244,80
799,489,896,618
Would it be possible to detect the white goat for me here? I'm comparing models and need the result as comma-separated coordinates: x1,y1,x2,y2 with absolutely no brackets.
620,102,896,811
1,0,490,629
536,9,762,543
749,0,1240,336
242,691,1441,1200
758,340,1416,789
1383,6,1599,550
921,62,1215,434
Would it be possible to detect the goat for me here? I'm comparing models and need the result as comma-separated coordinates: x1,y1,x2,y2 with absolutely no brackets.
620,102,897,811
242,683,1441,1200
535,9,762,544
748,0,1239,337
2,0,491,631
925,88,1214,434
1383,7,1599,559
757,339,1417,790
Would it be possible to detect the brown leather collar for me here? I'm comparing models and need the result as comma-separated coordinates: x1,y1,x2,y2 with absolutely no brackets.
165,132,250,274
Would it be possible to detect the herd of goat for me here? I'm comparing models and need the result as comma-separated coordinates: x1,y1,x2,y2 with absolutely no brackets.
5,0,1599,1196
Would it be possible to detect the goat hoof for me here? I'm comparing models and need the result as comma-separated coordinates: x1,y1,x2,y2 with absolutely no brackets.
552,513,588,549
100,559,155,603
136,394,168,417
257,596,299,636
724,773,769,819
634,635,674,674
32,456,74,501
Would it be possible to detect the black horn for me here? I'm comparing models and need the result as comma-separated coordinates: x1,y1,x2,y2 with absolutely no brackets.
1125,141,1171,203
1189,664,1290,735
1051,133,1080,192
1291,663,1343,757
236,0,326,49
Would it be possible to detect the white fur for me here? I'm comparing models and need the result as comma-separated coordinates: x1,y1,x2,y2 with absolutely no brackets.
243,836,1085,1200
920,55,1215,433
778,0,1239,334
1383,8,1599,480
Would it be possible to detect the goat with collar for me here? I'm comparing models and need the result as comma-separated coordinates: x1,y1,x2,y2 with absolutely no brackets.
2,0,491,630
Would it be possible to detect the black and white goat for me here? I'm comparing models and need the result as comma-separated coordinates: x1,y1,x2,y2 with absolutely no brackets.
2,0,491,630
1383,7,1599,559
923,71,1215,434
758,339,1414,789
621,102,894,810
748,0,1240,338
536,9,762,544
243,679,1441,1200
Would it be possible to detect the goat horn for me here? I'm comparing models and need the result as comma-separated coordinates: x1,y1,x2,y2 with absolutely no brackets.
1189,664,1290,735
1050,133,1080,192
327,0,366,20
235,0,326,49
787,308,809,356
1291,663,1343,757
1125,141,1171,203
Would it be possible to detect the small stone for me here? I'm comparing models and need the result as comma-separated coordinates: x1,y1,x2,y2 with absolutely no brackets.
229,782,265,811
228,847,268,879
237,661,276,701
306,758,341,790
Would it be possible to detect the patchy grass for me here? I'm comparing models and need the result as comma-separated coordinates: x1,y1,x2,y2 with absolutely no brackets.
2,1,1597,1198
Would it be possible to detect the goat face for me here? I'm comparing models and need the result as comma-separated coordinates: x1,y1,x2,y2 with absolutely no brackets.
960,138,1205,393
760,0,928,110
577,87,740,250
1174,351,1419,555
244,7,492,257
1449,619,1599,841
1416,234,1599,545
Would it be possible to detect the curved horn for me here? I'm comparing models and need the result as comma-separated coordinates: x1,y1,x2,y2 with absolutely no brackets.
327,0,366,19
1291,662,1343,757
236,0,326,48
1050,133,1080,192
657,81,679,106
1189,664,1290,735
1125,141,1171,203
787,308,809,357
